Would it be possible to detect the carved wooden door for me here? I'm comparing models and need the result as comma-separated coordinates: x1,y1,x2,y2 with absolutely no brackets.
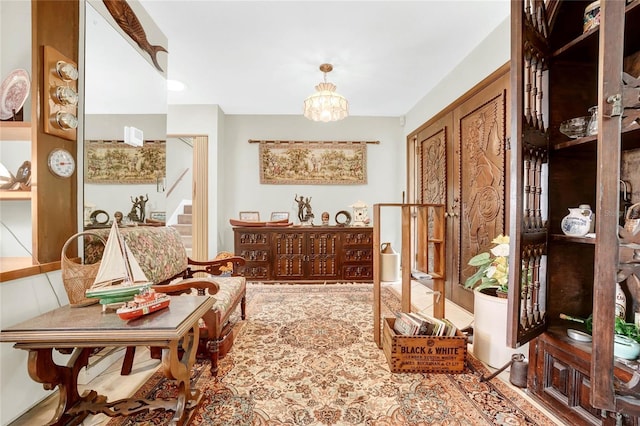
453,74,509,314
273,231,306,280
412,71,509,313
306,231,339,280
508,0,549,350
414,114,463,306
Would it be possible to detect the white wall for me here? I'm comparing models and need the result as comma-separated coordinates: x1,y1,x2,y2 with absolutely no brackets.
165,136,193,224
404,17,510,136
218,114,405,252
0,272,71,424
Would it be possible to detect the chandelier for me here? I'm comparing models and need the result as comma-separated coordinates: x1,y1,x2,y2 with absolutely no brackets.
303,63,349,122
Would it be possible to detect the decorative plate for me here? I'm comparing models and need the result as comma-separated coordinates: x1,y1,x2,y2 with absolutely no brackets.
567,328,592,342
0,69,30,120
561,215,591,237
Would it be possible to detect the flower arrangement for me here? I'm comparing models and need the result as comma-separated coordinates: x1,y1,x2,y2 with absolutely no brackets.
464,234,510,293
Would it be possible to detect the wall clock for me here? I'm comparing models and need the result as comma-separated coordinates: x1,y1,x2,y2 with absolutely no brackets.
48,148,75,178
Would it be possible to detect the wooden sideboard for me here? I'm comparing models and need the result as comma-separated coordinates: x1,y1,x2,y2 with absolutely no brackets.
233,226,373,282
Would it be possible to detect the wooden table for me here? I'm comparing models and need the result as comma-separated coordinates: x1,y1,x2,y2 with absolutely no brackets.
0,295,214,426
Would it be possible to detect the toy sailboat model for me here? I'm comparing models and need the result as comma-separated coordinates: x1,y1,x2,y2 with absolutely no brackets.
85,222,151,305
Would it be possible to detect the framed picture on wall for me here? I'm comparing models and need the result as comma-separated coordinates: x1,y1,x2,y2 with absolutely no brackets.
270,212,289,222
149,211,166,221
85,139,166,184
258,140,369,185
239,211,260,221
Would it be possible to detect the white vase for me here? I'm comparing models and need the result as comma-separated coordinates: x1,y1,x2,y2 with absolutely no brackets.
616,282,626,319
473,288,528,369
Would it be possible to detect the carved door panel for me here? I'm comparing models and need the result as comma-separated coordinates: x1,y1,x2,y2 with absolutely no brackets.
273,231,306,280
409,70,509,313
306,231,339,280
415,114,461,306
453,73,510,313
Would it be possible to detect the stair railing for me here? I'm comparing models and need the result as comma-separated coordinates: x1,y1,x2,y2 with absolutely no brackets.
166,168,190,198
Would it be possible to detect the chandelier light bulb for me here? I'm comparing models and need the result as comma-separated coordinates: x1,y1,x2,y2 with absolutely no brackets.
303,63,349,122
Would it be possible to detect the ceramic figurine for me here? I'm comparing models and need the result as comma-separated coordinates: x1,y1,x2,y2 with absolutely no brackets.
321,211,330,225
350,200,370,227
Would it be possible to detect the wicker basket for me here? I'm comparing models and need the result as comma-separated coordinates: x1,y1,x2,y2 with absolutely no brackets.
625,203,640,236
61,231,106,307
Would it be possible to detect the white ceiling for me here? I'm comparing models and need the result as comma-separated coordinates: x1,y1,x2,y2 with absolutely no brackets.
139,0,510,117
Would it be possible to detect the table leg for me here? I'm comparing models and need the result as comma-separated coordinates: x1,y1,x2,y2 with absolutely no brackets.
23,324,201,425
27,347,101,426
162,322,200,425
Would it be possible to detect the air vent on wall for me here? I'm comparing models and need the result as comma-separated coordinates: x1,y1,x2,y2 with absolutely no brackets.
124,126,143,147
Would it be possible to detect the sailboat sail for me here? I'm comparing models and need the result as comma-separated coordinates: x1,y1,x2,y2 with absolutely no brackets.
91,222,149,288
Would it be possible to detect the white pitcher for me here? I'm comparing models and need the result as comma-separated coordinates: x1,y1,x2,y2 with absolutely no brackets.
560,206,593,237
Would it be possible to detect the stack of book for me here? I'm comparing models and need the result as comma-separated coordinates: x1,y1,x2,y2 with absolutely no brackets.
393,311,458,337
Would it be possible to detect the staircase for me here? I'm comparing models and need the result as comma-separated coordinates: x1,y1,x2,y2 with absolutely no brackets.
170,204,192,257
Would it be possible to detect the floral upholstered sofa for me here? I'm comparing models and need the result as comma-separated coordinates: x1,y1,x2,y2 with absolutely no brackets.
84,225,246,376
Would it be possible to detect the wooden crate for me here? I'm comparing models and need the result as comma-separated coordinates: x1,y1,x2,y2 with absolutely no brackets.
382,317,467,373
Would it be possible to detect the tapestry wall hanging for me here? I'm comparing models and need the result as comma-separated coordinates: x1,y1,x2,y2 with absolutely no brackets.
85,139,166,184
257,140,372,185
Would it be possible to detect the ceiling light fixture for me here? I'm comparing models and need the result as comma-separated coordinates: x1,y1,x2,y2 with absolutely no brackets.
303,63,349,122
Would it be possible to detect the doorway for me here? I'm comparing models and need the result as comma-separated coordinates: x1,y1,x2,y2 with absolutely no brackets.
166,135,208,260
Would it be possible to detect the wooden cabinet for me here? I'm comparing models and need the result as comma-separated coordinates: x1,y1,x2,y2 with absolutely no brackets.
233,226,373,282
510,0,640,421
530,330,639,426
272,230,339,281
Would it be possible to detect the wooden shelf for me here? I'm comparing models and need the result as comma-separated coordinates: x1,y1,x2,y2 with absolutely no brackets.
0,122,31,141
372,203,446,347
0,258,60,282
0,189,31,200
550,234,597,244
552,127,640,151
544,325,638,384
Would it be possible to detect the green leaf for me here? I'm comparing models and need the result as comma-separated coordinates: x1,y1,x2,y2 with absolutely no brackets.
464,266,490,289
468,252,491,267
474,278,498,292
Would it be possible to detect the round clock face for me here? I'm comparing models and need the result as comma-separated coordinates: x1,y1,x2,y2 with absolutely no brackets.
48,148,75,178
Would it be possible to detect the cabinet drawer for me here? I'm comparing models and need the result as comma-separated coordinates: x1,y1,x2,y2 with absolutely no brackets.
343,248,373,262
575,372,601,423
237,247,270,262
342,229,373,246
236,230,270,246
343,264,373,280
542,350,571,407
244,262,271,280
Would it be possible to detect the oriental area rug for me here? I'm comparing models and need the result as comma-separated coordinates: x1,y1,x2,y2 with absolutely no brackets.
107,283,557,426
